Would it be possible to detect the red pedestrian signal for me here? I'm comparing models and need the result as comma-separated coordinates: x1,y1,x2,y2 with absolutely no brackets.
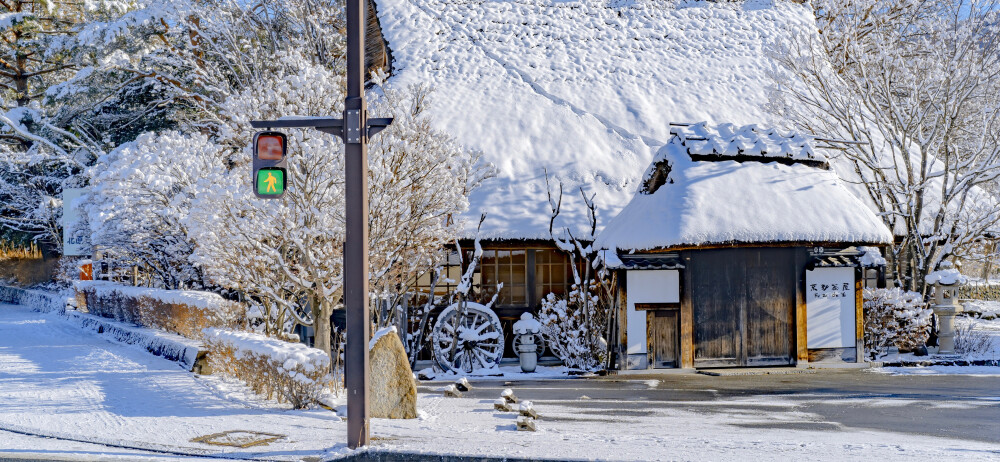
252,131,288,199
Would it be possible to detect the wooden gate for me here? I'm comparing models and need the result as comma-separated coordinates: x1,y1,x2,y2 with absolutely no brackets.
691,248,796,367
647,309,679,368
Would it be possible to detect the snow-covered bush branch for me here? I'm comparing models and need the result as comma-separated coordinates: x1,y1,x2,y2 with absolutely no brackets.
203,328,335,409
863,287,933,357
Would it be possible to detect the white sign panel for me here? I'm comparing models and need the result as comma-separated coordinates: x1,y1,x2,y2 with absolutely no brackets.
62,188,89,256
626,270,679,354
806,267,856,349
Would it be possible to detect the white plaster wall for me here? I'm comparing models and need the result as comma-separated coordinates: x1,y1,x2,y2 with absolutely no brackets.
626,270,680,354
806,267,856,349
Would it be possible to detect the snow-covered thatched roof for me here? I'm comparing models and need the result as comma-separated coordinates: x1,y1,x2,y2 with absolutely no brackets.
594,124,894,252
374,0,819,239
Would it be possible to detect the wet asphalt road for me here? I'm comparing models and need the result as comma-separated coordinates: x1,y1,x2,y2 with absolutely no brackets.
418,369,1000,444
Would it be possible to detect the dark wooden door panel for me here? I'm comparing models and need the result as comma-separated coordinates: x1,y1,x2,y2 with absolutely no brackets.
692,249,741,366
691,248,795,367
744,248,795,364
648,310,679,368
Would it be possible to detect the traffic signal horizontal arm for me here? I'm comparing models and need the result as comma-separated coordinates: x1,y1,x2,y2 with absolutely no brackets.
250,117,394,139
250,118,344,129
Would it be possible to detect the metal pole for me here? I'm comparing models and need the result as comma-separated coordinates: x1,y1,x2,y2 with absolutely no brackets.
344,0,370,449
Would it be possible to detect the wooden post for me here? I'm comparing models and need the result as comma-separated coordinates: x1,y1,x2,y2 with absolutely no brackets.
680,254,694,369
794,250,809,365
855,268,864,363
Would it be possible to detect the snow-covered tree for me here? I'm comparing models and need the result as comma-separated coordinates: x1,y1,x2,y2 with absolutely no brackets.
0,0,139,248
85,131,215,289
772,0,1000,292
180,62,492,356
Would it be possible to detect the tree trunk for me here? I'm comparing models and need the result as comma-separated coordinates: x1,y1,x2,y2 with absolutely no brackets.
312,292,332,356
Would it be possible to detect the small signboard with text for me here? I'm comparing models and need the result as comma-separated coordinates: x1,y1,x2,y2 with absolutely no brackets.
62,188,90,257
805,267,856,349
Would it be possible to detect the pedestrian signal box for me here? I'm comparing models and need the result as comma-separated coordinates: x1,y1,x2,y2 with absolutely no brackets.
252,131,287,198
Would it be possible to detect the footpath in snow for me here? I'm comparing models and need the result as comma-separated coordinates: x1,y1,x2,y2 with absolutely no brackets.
0,304,347,460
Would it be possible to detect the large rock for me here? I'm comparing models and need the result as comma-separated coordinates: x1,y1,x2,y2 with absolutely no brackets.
369,328,418,419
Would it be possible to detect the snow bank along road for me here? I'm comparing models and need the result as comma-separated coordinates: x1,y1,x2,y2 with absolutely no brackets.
2,305,1000,461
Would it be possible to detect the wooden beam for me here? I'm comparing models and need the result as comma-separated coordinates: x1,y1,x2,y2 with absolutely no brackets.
856,268,864,363
634,302,680,311
679,254,694,368
795,249,809,364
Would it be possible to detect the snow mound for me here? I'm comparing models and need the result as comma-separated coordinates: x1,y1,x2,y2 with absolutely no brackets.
375,0,819,238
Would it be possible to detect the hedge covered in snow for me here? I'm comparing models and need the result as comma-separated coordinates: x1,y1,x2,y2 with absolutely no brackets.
0,285,71,313
202,328,333,409
74,281,243,339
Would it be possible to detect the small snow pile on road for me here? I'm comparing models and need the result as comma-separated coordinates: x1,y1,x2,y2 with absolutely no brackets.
203,328,332,409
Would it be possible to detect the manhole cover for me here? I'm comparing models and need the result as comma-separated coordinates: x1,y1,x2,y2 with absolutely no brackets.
191,430,285,448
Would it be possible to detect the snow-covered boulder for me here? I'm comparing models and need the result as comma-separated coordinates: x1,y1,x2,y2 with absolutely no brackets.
369,327,418,419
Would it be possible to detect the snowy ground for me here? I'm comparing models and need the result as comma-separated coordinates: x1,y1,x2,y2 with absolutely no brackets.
0,304,349,460
3,304,1000,461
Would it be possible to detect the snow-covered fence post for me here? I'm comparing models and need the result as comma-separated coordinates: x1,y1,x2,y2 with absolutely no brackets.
926,262,968,355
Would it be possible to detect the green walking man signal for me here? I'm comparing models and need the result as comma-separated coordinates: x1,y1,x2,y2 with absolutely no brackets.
252,132,288,199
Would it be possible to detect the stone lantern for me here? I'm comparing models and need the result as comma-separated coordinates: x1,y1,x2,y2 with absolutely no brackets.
513,312,542,372
924,261,968,355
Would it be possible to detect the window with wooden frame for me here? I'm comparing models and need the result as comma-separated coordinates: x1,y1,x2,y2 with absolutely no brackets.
478,250,528,307
412,249,463,305
535,249,573,300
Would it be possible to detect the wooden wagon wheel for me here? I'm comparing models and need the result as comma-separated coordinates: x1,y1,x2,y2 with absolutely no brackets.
432,302,504,373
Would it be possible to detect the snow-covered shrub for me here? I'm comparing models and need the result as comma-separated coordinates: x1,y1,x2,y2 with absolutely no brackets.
85,131,220,290
537,288,605,371
863,288,933,357
203,328,333,409
954,323,995,356
76,281,243,339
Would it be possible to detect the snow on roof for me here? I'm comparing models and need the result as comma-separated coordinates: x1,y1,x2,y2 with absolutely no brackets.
673,122,826,167
374,0,819,239
594,126,894,251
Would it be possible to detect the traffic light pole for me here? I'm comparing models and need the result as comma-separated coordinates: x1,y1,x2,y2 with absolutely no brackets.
343,0,370,449
250,0,385,449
